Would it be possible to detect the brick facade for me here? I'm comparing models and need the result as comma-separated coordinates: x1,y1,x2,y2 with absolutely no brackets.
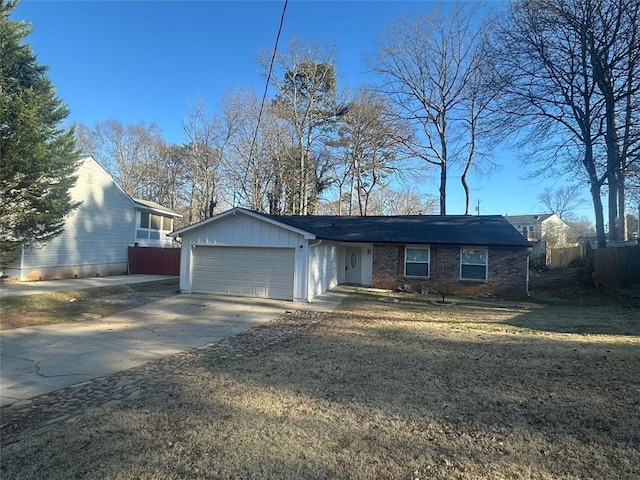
371,244,529,297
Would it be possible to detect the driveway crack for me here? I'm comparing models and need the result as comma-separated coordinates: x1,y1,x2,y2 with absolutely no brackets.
1,352,95,378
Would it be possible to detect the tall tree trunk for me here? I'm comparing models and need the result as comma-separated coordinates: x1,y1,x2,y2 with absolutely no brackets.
461,170,471,216
605,111,620,241
439,163,447,215
583,137,607,248
618,170,627,240
439,115,447,215
592,184,607,248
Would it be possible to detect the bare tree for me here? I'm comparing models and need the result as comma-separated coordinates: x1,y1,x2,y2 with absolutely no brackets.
459,36,501,215
566,215,596,241
147,144,189,212
368,186,437,216
372,2,488,215
491,0,640,246
331,87,411,215
76,119,164,197
585,0,640,240
265,39,341,215
182,98,235,223
491,0,607,247
538,185,585,219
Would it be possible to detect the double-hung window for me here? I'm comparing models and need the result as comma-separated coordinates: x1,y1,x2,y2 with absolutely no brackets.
460,248,488,281
405,247,430,277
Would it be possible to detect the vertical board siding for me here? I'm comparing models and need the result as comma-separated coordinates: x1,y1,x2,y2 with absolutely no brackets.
309,242,339,298
20,158,135,279
183,214,303,248
179,212,308,297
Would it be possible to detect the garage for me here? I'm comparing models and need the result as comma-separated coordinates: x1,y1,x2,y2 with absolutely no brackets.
191,246,295,300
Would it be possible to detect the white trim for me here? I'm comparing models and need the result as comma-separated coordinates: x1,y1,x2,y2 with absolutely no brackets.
404,245,430,278
459,247,488,282
133,199,182,218
170,207,316,240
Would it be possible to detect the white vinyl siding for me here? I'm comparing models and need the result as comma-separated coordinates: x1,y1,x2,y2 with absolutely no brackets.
192,247,294,300
460,248,488,281
309,242,339,299
20,157,135,277
404,246,430,277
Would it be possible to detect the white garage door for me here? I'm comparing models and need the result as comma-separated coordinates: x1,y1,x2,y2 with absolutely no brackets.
192,247,295,300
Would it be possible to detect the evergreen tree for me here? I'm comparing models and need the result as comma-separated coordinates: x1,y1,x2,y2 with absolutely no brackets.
0,0,79,256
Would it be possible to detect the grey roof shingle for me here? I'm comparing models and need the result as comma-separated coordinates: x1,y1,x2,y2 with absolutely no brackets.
265,214,530,248
504,214,555,225
132,198,182,217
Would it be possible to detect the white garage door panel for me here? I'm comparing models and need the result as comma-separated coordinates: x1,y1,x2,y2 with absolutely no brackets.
192,247,294,300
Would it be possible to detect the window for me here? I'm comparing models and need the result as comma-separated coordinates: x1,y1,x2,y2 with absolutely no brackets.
136,212,174,241
150,214,162,230
460,248,487,281
405,247,429,277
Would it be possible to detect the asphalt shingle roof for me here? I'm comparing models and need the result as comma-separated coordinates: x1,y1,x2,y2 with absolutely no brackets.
265,214,530,248
133,198,182,217
504,214,554,225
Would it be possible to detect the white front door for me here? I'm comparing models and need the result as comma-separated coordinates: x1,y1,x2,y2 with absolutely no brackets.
345,247,361,284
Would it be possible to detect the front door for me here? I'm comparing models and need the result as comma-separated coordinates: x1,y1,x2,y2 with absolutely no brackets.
345,247,362,284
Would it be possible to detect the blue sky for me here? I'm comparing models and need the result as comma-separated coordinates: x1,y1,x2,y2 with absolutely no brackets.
12,0,595,220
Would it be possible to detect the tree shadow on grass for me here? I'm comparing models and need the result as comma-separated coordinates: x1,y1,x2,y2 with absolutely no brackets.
2,294,639,479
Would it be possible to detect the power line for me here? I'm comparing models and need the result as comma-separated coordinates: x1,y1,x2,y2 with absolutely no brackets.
247,0,288,175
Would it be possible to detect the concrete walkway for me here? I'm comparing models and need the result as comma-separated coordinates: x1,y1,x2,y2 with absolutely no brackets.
0,274,177,299
0,286,353,406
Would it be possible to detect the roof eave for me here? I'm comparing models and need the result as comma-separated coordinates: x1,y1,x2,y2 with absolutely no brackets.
134,205,182,218
170,207,316,239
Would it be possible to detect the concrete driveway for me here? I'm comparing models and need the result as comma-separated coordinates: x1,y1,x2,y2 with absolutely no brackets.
0,287,352,406
0,274,176,299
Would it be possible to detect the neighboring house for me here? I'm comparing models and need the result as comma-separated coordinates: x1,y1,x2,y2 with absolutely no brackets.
505,213,570,265
170,207,532,302
1,156,181,281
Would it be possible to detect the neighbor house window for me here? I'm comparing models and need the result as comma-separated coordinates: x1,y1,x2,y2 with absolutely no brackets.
460,248,488,281
136,212,174,240
405,247,430,277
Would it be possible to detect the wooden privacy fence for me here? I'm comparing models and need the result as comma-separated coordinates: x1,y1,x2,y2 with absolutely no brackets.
591,244,640,290
128,245,180,276
548,244,586,268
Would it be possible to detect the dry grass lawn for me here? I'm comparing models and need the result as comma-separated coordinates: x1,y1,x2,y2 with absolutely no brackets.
1,290,639,479
0,279,178,330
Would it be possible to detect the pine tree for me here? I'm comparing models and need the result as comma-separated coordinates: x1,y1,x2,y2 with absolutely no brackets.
0,0,79,257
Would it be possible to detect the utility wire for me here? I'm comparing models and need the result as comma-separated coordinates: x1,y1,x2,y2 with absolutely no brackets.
247,0,288,175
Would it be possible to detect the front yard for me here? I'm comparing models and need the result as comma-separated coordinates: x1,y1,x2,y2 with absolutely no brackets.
0,279,179,330
1,290,639,479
